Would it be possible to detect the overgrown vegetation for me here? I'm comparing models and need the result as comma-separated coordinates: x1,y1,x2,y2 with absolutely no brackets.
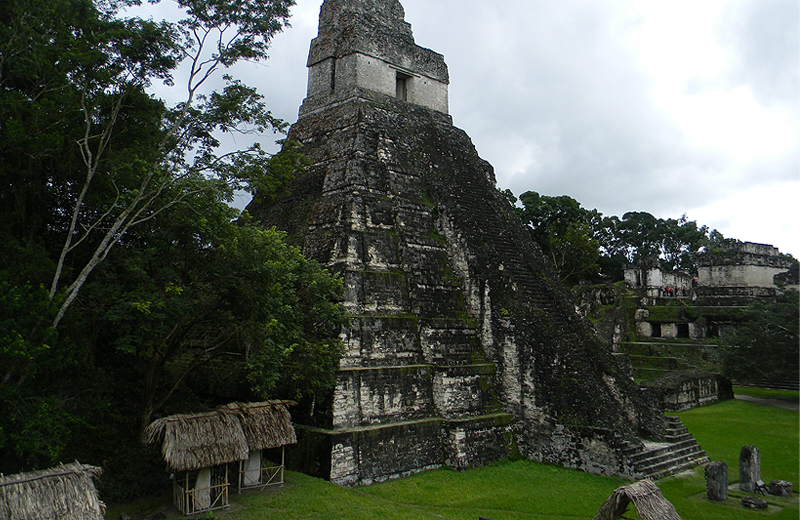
0,0,347,500
720,290,799,386
501,189,732,285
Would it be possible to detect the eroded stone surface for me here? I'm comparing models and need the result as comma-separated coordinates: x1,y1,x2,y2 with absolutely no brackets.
739,445,761,492
705,461,728,502
741,496,768,510
248,0,664,485
769,480,792,497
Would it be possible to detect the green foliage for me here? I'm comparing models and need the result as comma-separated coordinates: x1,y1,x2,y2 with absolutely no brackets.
77,201,347,429
0,0,350,487
507,188,729,285
720,290,799,384
614,211,721,271
517,191,603,285
0,0,297,329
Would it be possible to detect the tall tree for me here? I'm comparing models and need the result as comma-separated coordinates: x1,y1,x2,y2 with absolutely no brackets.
0,0,296,330
517,191,603,285
0,0,349,478
78,201,347,430
615,212,717,271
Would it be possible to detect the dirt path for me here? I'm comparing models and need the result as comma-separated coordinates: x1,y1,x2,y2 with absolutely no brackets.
734,394,799,412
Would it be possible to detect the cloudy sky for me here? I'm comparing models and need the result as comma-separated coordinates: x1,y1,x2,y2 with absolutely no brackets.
140,0,799,256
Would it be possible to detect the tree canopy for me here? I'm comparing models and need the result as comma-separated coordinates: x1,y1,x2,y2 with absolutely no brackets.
509,189,728,285
720,290,799,386
0,0,346,493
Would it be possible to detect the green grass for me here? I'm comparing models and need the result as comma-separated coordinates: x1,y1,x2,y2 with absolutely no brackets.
107,399,798,520
676,399,799,489
733,387,800,404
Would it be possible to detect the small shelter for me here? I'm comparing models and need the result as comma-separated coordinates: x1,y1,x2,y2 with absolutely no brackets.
144,409,248,515
223,401,297,490
145,400,298,515
0,462,105,520
593,480,682,520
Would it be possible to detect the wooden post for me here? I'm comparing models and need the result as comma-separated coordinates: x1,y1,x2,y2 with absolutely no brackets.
281,446,286,484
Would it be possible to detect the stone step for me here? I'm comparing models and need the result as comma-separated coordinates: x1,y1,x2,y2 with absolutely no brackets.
634,444,704,469
327,412,515,435
644,454,710,480
665,434,692,443
638,451,708,478
629,416,710,479
628,439,698,463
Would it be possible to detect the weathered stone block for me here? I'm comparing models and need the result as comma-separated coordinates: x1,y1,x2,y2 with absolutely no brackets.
441,414,514,470
636,322,653,337
741,496,768,510
433,364,498,418
705,461,728,501
660,323,678,339
739,445,760,492
769,480,792,497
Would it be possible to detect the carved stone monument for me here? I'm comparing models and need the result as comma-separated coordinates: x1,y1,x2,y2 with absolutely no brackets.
249,0,665,485
705,461,728,502
739,445,761,492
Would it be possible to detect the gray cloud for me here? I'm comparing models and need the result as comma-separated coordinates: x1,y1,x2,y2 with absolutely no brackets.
136,0,800,254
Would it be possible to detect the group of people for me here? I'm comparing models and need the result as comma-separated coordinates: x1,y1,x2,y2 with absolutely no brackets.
661,276,700,299
662,286,684,297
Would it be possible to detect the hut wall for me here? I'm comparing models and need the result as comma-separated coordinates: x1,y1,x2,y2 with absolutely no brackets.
194,469,212,511
243,451,262,487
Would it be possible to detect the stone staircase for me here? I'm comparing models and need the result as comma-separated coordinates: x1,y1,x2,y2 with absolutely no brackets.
623,416,709,479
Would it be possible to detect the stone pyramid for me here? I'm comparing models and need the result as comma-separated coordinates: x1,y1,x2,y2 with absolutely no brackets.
248,0,665,486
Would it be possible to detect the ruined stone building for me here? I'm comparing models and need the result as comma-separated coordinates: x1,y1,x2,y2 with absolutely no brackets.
696,242,798,303
624,241,797,304
249,0,706,485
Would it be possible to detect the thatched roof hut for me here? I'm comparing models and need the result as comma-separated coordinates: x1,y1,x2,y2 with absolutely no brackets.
0,462,104,520
144,410,249,472
223,401,297,451
593,480,682,520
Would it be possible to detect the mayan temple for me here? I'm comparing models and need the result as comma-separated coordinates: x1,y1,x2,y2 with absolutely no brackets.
248,0,706,485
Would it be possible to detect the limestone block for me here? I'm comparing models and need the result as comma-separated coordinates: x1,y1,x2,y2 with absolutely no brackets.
636,322,653,337
634,309,649,321
769,480,793,497
741,496,768,510
739,445,760,492
705,461,728,501
660,323,678,339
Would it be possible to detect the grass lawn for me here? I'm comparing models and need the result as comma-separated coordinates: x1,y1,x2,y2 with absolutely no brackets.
733,386,800,405
676,398,799,489
108,399,798,520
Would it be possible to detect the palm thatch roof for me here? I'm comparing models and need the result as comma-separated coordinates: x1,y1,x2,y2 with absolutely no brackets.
144,410,249,472
223,401,297,452
593,480,682,520
0,462,104,520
